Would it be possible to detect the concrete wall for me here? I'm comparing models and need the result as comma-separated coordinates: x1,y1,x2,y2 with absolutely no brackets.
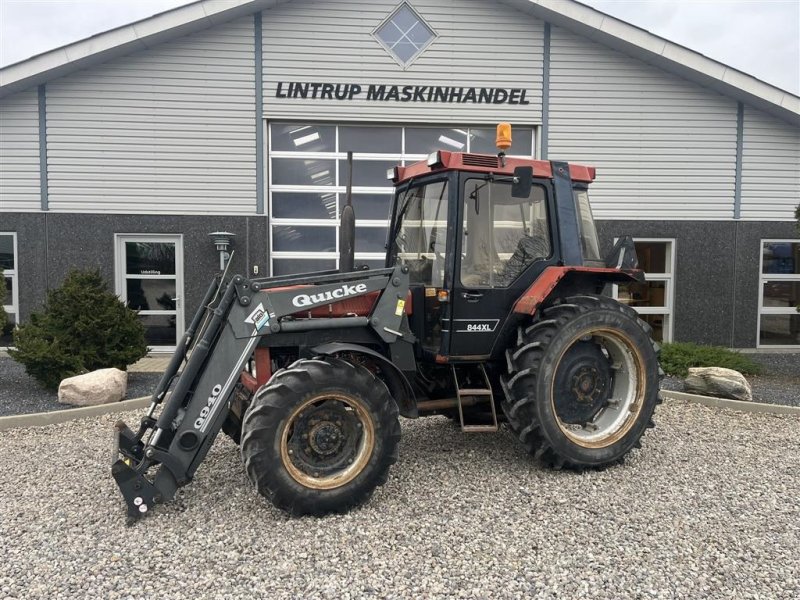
1,213,267,325
6,211,797,348
597,220,800,347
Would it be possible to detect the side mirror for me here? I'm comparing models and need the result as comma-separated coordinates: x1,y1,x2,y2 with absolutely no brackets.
511,166,533,198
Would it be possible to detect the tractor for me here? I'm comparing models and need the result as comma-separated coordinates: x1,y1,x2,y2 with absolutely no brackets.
112,124,661,522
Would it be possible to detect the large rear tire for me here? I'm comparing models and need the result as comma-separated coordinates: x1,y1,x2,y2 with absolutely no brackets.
501,295,661,469
240,357,400,516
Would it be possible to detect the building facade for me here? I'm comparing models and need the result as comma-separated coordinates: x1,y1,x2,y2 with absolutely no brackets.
1,0,799,350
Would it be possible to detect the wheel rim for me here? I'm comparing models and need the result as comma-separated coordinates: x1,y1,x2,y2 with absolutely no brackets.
550,328,645,448
280,393,375,490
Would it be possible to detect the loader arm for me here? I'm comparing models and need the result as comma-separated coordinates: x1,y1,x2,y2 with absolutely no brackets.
112,266,411,523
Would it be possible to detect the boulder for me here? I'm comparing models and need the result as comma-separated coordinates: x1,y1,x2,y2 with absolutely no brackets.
58,368,128,407
683,366,752,402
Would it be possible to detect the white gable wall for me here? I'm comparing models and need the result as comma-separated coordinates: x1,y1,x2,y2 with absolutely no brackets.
0,2,797,221
0,89,41,212
548,26,739,221
260,0,545,124
740,106,800,221
44,17,257,215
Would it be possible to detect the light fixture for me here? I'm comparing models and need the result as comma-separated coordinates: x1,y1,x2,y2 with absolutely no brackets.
293,131,320,147
427,151,443,168
209,231,235,271
437,135,464,150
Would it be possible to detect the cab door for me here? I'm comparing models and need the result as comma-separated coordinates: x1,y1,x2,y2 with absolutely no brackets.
448,177,555,358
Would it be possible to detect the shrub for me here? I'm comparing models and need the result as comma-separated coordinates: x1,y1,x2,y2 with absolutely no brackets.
9,269,148,389
659,342,762,378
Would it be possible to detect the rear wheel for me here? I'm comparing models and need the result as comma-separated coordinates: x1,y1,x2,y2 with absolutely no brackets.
502,295,660,468
240,357,400,516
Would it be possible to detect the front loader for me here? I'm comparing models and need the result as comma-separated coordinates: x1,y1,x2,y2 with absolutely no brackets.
112,124,661,522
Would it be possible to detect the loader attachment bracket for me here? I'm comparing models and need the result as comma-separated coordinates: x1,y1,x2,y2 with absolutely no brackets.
111,460,161,525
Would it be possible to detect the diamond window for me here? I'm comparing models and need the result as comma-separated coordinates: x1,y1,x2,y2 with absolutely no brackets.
373,3,436,67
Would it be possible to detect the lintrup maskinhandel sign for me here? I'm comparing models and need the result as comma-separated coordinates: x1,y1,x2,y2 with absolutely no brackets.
275,82,531,105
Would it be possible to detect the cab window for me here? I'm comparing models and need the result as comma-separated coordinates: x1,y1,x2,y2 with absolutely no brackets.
460,179,550,287
390,180,449,286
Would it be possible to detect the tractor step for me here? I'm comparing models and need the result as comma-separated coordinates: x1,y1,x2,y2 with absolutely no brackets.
451,364,498,433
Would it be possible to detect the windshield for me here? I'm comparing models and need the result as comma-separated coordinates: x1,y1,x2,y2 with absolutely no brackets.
389,179,449,286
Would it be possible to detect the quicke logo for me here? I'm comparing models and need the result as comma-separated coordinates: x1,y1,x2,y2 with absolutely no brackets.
292,283,368,308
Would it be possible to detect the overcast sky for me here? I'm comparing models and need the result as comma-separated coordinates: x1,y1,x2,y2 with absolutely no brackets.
0,0,798,94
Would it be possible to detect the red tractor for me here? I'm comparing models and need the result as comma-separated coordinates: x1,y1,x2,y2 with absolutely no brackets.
112,124,660,522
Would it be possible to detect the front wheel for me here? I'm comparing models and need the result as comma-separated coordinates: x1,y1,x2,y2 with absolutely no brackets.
240,357,400,516
502,295,661,468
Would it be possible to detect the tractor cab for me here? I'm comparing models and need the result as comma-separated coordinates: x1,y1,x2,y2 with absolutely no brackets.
384,124,607,362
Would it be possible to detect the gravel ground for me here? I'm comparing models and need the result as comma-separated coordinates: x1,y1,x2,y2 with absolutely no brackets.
0,400,798,599
0,357,162,417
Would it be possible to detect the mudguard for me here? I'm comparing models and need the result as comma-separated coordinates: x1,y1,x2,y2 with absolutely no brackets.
312,342,418,418
513,265,643,316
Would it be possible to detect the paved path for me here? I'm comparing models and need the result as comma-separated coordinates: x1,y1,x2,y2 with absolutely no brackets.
129,355,171,372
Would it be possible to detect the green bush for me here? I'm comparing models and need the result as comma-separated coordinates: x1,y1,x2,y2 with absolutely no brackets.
9,269,148,389
660,342,762,378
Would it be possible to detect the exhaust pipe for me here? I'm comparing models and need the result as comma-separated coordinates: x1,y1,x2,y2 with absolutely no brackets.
339,150,355,273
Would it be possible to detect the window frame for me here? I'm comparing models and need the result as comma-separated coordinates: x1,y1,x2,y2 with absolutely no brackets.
371,2,438,69
114,233,185,352
612,238,676,343
266,122,536,277
0,232,19,349
757,238,800,349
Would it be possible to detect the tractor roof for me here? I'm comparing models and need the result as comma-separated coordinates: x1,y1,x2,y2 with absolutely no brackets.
392,151,597,185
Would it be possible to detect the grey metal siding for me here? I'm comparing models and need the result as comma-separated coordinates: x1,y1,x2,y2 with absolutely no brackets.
260,0,544,124
44,17,256,215
548,26,739,220
740,106,800,221
0,89,41,212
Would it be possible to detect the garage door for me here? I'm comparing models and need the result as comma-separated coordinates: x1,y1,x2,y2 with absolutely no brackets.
267,123,534,275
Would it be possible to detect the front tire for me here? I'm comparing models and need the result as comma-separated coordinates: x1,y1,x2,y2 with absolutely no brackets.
240,357,400,516
501,295,661,468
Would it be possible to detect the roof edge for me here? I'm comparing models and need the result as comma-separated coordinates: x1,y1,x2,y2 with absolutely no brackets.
513,0,799,126
0,0,283,98
1,0,798,126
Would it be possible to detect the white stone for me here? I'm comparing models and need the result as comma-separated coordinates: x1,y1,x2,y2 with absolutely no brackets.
58,368,128,406
684,366,753,402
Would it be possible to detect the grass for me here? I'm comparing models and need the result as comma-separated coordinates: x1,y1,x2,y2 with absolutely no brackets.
659,342,762,378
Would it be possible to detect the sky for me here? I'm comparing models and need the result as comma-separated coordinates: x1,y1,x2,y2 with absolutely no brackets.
0,0,798,95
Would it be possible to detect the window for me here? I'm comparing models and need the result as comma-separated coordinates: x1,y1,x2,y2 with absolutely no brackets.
613,239,675,342
460,181,550,287
268,123,534,276
0,233,18,348
373,3,436,67
574,189,601,262
759,240,800,347
391,180,449,286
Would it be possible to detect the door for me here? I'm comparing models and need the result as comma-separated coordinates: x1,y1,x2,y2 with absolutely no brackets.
449,177,554,357
115,234,184,351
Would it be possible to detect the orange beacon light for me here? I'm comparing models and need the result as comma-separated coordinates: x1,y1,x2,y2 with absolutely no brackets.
496,122,512,152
